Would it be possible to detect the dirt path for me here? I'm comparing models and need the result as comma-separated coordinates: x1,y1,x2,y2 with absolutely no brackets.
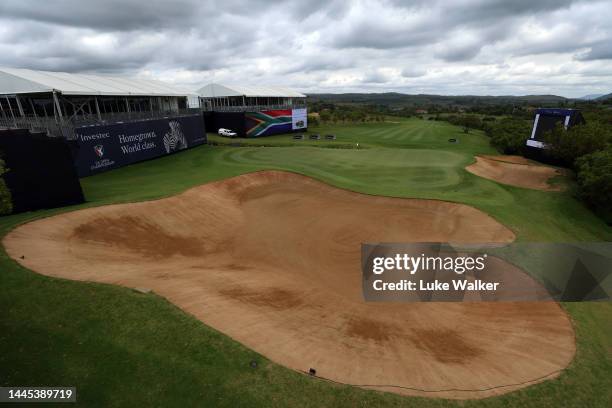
466,155,564,191
4,171,575,399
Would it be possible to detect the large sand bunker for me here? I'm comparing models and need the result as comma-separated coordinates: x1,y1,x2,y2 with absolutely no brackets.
4,171,574,399
466,155,564,191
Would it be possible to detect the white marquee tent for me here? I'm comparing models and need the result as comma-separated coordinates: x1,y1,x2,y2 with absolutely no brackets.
0,68,199,136
197,83,305,98
196,83,306,111
0,67,195,98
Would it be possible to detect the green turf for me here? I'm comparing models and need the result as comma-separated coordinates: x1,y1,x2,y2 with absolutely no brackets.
1,117,611,407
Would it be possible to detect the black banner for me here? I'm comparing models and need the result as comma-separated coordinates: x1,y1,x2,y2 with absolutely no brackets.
73,114,206,177
0,129,84,213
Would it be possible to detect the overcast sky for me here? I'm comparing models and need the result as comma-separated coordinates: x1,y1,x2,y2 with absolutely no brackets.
1,0,611,97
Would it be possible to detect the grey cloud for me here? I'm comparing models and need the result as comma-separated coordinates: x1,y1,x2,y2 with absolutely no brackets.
435,43,483,62
363,69,391,83
0,1,203,31
401,67,426,78
332,21,439,49
440,0,576,26
577,40,612,60
330,0,579,51
280,58,354,75
0,0,610,97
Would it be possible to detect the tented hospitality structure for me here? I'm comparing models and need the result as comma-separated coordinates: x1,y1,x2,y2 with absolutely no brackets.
0,67,199,139
197,83,306,111
197,83,308,137
0,67,206,177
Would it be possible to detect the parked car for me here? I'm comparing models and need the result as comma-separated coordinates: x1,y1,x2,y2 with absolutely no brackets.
218,128,237,137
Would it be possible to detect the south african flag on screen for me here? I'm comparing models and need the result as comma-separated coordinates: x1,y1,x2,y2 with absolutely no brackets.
245,110,292,137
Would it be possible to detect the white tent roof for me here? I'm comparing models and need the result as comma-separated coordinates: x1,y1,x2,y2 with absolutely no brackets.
0,67,194,97
197,83,305,98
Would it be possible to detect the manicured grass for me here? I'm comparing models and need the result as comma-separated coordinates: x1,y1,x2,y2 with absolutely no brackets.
1,118,611,407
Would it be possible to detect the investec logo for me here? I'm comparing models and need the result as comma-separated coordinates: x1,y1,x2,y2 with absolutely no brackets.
79,132,111,142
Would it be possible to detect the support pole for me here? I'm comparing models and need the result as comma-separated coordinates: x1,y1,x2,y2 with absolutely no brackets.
29,98,38,120
0,98,6,119
53,91,63,124
5,96,17,127
94,97,102,121
15,95,25,117
28,98,40,129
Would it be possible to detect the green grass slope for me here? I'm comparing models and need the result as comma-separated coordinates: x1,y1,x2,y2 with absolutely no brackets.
1,118,611,407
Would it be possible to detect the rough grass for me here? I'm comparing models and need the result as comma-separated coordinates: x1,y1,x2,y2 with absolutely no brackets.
1,117,611,407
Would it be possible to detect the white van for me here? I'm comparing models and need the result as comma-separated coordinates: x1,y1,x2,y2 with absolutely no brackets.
218,128,237,137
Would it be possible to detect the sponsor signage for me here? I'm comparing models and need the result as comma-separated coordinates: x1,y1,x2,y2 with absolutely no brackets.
73,115,206,177
291,108,307,130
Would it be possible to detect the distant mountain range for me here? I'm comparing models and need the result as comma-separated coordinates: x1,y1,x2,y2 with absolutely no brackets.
306,92,612,106
595,93,612,101
307,92,569,106
578,94,605,100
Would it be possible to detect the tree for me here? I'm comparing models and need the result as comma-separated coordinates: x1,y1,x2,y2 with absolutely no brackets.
462,115,483,131
575,148,612,222
544,122,612,167
486,118,531,155
319,110,331,123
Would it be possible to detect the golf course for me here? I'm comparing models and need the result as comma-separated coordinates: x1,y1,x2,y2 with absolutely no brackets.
1,118,611,407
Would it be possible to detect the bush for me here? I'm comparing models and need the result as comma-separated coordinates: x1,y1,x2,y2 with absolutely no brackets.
544,122,612,167
319,111,331,123
0,157,12,215
486,118,531,155
307,115,320,127
443,114,484,134
575,148,612,222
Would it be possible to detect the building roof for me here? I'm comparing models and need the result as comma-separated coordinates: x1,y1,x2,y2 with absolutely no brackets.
0,67,194,97
197,83,305,98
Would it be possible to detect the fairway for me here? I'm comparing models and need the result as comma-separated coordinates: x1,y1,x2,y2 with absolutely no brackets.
1,118,611,407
